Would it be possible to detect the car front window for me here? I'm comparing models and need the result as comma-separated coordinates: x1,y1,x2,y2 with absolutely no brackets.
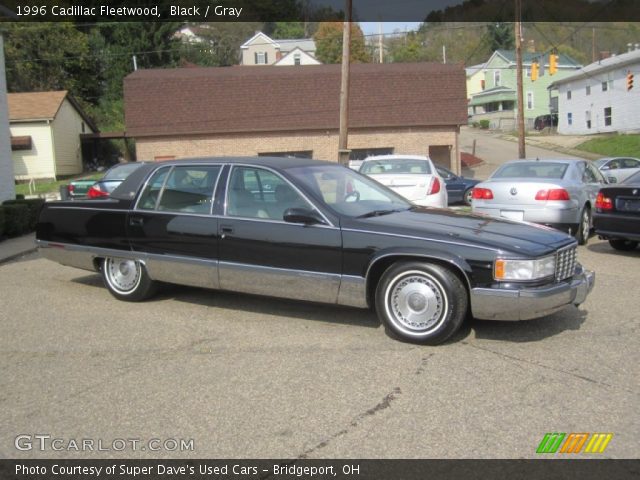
287,165,410,217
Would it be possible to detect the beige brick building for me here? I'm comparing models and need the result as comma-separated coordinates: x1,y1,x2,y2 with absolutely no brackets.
125,63,467,173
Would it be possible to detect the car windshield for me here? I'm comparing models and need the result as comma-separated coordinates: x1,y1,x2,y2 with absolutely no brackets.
286,165,411,217
492,162,568,179
103,163,144,180
360,158,432,175
593,158,610,168
623,171,640,184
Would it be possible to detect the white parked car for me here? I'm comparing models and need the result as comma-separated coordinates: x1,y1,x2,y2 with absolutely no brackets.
359,155,448,208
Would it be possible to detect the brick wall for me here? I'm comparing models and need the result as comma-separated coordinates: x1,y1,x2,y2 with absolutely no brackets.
135,126,461,173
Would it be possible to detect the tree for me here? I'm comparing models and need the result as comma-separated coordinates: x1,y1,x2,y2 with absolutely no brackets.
3,22,100,103
314,22,368,64
487,22,514,51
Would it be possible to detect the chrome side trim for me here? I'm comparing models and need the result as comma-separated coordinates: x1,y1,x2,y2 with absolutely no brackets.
337,275,368,308
218,261,341,304
48,206,129,213
342,228,498,252
38,241,368,307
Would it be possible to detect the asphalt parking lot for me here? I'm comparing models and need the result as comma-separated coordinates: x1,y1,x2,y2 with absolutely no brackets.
0,238,638,459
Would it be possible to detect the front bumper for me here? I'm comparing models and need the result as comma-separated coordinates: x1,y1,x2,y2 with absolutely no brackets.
470,265,595,321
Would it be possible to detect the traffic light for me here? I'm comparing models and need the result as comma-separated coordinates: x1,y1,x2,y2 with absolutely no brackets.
531,61,539,81
549,53,558,75
627,71,634,91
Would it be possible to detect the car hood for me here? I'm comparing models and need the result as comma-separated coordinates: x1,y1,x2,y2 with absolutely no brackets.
345,207,574,256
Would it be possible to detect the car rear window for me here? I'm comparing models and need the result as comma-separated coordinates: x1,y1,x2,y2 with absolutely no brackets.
360,159,432,175
492,162,568,179
103,162,144,180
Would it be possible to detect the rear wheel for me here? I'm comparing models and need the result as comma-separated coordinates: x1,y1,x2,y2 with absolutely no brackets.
609,239,638,251
463,188,473,206
375,261,468,345
102,257,157,301
575,206,591,245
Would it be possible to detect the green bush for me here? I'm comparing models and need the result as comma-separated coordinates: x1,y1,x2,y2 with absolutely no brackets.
3,198,45,230
479,119,490,129
2,204,29,237
0,207,5,237
472,121,480,128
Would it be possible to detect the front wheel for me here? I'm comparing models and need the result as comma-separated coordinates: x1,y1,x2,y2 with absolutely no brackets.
102,257,157,301
609,239,638,251
375,262,468,345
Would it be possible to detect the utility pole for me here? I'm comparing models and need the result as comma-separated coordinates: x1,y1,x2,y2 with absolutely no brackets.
378,22,383,64
592,27,596,63
338,0,352,165
515,0,526,159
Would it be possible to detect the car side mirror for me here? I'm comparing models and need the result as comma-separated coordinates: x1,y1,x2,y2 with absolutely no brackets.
283,207,325,225
607,176,617,184
601,165,609,171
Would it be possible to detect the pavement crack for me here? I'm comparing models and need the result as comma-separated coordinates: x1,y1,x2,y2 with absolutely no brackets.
297,387,402,459
463,342,637,395
415,353,435,375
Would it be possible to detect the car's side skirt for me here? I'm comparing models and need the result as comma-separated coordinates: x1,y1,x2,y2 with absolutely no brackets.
36,241,367,309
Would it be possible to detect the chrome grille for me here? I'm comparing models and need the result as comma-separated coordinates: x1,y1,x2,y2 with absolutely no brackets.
555,245,577,281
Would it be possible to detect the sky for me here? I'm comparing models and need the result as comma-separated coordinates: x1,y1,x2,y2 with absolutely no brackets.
359,22,423,36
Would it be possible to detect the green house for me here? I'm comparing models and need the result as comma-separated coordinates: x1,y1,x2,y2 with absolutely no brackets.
469,50,581,129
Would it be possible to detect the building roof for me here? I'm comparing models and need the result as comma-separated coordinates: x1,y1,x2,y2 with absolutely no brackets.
549,48,640,88
124,63,468,137
7,90,97,131
274,47,321,65
491,50,580,67
240,32,315,53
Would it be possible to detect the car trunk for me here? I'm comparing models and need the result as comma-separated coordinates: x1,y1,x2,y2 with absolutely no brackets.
368,174,433,202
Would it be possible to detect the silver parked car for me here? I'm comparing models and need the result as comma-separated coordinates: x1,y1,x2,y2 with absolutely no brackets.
593,157,640,184
472,159,608,244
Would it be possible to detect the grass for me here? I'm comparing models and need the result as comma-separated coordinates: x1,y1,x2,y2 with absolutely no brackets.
15,173,102,197
576,134,640,158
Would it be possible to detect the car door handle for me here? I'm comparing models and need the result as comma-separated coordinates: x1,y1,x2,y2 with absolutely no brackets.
129,217,144,227
220,225,234,239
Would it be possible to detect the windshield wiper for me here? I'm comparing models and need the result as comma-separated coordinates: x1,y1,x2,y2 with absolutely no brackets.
357,208,407,218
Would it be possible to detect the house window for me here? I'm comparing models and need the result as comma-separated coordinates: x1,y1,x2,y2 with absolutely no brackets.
585,110,592,129
494,70,501,87
255,51,268,64
567,112,573,126
604,107,612,126
81,122,86,133
526,92,534,110
602,81,608,92
294,53,301,65
567,90,572,100
586,85,591,96
349,148,394,161
480,79,485,90
526,67,531,78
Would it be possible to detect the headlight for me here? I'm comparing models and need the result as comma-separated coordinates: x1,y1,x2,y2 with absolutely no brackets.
494,256,555,281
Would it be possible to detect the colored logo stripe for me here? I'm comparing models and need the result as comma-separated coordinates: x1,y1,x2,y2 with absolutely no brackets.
536,433,566,453
560,433,589,453
584,433,613,453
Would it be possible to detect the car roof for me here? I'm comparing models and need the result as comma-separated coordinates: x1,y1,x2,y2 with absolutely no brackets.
500,158,582,165
362,154,432,162
137,156,337,170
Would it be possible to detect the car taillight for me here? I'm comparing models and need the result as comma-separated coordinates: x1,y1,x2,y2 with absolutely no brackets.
535,188,570,201
87,185,108,198
427,177,441,195
595,192,613,211
472,187,493,200
67,184,74,193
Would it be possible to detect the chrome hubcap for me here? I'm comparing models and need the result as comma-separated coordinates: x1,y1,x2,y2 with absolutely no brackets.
387,272,446,332
106,258,141,292
582,211,589,238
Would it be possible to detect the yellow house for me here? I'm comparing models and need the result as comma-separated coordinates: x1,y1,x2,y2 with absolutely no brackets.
465,63,486,115
8,91,97,180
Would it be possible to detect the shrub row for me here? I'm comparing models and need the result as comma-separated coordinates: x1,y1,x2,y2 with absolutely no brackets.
0,198,45,238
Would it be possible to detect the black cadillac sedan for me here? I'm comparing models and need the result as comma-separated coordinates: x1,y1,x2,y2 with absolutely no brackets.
36,157,595,345
593,170,640,251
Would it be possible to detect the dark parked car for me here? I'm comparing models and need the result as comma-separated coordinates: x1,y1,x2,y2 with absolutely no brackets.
86,162,149,198
594,171,640,251
435,166,481,206
36,157,594,345
534,114,558,130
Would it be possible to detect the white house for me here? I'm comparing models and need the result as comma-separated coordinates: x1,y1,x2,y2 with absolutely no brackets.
274,47,321,66
240,32,318,66
8,91,97,180
0,34,15,202
550,48,640,135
